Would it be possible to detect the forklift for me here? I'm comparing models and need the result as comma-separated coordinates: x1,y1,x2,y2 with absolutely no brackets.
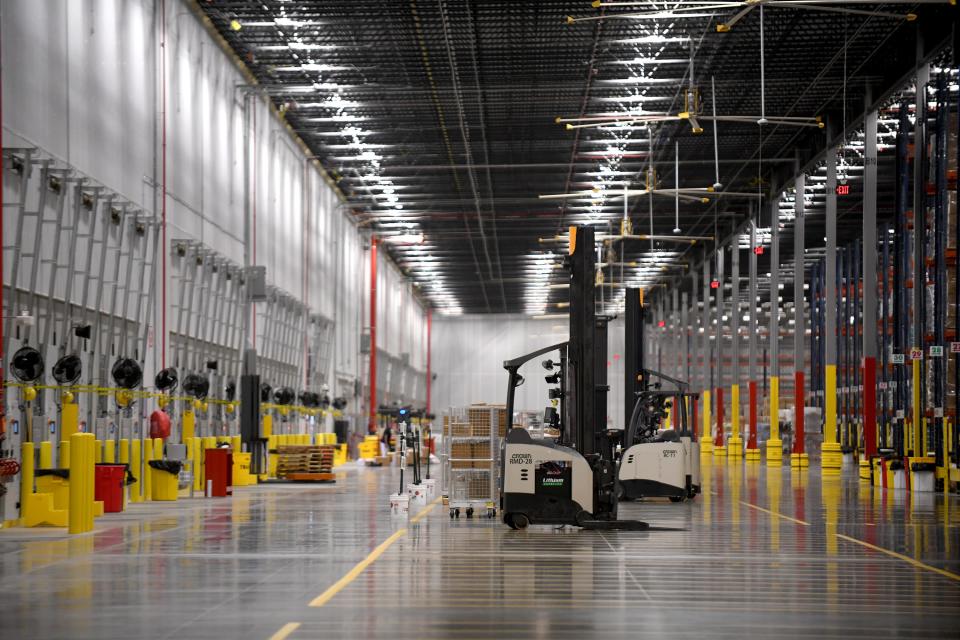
618,288,701,501
500,225,648,530
619,370,701,501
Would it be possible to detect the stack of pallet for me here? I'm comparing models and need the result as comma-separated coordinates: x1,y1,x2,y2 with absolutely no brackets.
276,445,336,482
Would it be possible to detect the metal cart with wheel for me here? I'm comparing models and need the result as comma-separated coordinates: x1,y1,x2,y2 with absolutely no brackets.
443,406,503,519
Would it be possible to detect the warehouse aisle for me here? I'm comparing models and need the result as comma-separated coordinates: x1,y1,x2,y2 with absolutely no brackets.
1,463,958,639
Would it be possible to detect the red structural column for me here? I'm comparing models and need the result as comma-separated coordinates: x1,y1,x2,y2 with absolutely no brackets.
714,387,725,447
748,380,758,449
793,371,805,454
368,237,378,434
863,356,877,457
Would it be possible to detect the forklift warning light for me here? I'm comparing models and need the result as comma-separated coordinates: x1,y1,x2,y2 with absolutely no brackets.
658,320,666,328
754,246,764,255
710,280,719,289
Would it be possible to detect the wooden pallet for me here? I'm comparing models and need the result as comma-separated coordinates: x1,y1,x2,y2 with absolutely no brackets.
276,445,336,479
285,472,336,482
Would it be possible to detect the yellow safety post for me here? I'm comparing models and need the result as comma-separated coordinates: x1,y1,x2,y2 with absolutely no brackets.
267,434,279,478
59,440,71,468
142,438,154,502
129,439,142,503
231,435,241,452
39,441,53,469
20,442,35,524
68,433,95,534
103,440,115,463
822,364,841,476
728,384,743,459
94,440,102,464
700,390,714,457
190,437,203,492
262,413,273,438
119,439,130,464
182,410,195,441
61,401,79,440
767,377,782,467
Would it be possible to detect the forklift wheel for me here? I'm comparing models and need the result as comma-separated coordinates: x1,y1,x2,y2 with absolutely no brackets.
669,496,684,503
449,509,455,518
455,508,461,518
512,514,529,529
466,507,474,519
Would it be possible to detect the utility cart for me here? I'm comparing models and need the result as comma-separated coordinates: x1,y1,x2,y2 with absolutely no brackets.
442,406,504,519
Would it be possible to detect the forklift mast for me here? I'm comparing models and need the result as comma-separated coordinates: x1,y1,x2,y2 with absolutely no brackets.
567,225,597,458
624,287,646,429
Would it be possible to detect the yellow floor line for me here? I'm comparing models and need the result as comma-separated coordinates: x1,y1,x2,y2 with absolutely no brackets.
267,622,301,640
740,501,811,526
836,533,960,583
309,528,407,607
410,496,442,523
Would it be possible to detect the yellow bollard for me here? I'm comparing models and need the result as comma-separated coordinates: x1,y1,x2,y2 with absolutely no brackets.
267,434,279,478
129,440,142,503
103,440,116,463
68,433,95,534
262,413,273,438
59,440,71,468
143,439,154,502
85,435,96,529
182,410,196,441
700,390,713,456
231,435,241,452
191,437,203,492
39,441,53,469
61,401,79,440
729,384,743,459
822,364,842,476
153,437,164,460
94,440,102,464
20,442,35,524
119,438,130,464
767,377,782,467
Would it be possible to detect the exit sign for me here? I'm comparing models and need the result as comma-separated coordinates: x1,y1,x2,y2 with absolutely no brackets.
836,184,850,196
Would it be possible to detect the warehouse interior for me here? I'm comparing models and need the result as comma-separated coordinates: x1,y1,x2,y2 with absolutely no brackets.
1,1,960,638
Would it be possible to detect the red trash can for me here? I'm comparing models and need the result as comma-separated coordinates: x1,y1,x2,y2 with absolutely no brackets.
95,464,127,512
204,448,233,497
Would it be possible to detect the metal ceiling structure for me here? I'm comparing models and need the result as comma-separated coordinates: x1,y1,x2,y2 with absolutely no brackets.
196,1,958,314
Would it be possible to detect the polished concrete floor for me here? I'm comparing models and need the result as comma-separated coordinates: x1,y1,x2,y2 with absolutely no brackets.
1,460,958,639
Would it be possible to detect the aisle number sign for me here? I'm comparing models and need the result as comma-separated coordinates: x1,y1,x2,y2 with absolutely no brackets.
910,348,924,361
891,354,905,365
951,342,960,354
929,345,944,357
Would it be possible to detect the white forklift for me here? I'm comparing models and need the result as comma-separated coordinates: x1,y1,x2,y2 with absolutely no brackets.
617,288,700,502
500,225,649,531
618,372,701,502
